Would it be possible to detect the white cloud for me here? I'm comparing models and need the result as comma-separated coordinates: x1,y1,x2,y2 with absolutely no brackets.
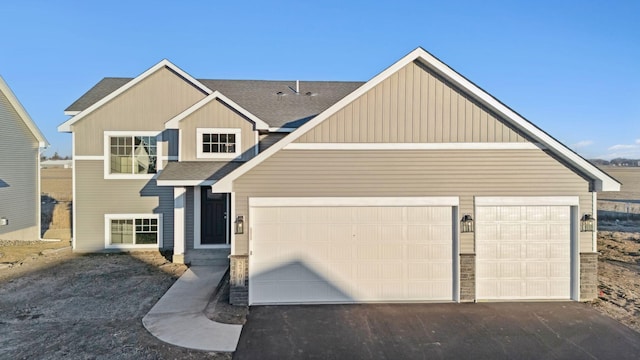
608,144,639,151
572,140,593,149
636,139,640,145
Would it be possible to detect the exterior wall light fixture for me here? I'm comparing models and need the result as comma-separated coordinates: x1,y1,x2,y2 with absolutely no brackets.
235,215,244,234
461,214,474,233
0,217,8,226
580,214,595,232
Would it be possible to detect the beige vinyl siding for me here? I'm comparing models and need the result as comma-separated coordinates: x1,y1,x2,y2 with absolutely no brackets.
0,90,39,240
233,149,592,255
259,133,288,152
178,98,257,161
74,161,174,251
72,67,207,156
296,61,526,144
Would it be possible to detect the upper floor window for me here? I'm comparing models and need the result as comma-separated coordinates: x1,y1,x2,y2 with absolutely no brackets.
197,128,241,159
104,131,161,179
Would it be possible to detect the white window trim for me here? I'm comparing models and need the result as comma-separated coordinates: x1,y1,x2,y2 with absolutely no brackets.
104,213,163,249
103,131,163,179
196,128,242,160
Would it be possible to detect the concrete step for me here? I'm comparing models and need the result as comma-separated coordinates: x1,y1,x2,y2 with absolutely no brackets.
186,248,230,266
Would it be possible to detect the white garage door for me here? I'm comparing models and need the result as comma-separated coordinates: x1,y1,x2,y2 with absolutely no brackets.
249,198,457,305
476,205,571,300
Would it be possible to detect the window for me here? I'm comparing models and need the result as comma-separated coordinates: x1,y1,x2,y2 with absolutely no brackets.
105,214,162,248
197,128,241,159
109,135,157,174
203,133,236,154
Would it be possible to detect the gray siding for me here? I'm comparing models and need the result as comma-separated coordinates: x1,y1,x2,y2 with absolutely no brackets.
185,186,194,250
233,149,592,255
0,89,39,240
163,129,179,158
296,61,527,144
72,66,207,156
74,161,174,251
178,98,257,161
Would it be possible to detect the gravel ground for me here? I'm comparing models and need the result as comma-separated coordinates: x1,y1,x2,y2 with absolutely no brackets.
0,250,231,360
592,222,640,333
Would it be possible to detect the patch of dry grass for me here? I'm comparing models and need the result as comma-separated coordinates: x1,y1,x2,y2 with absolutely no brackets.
0,240,70,264
599,166,640,201
40,168,72,240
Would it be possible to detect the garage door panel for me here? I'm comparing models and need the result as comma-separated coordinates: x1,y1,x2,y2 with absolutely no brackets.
525,243,548,258
381,244,403,260
499,206,522,221
477,204,571,300
499,243,521,258
549,206,570,220
500,262,522,277
352,224,379,242
250,204,454,304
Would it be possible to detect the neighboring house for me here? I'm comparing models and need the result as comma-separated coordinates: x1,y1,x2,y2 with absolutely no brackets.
41,159,73,169
58,48,619,306
0,76,49,240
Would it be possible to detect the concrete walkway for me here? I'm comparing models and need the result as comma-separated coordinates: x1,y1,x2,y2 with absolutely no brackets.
142,266,243,352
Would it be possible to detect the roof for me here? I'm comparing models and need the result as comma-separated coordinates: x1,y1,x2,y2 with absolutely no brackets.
64,77,132,115
0,75,49,148
164,91,270,131
63,75,363,128
156,161,243,186
211,47,621,192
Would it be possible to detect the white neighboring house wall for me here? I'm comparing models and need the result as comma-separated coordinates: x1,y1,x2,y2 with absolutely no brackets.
0,76,49,240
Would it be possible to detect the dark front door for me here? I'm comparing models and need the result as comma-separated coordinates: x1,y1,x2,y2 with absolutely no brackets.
201,188,228,245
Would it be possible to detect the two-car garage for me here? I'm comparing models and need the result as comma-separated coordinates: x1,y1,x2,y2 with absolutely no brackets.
247,197,579,305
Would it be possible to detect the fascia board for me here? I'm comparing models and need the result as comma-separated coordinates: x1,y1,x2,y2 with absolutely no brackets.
57,59,213,133
0,75,49,147
164,91,269,130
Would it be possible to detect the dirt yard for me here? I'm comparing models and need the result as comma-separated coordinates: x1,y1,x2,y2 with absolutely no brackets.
41,167,72,241
0,248,230,359
591,166,640,332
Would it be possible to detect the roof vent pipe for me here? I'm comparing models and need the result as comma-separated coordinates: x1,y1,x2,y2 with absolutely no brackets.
296,80,299,94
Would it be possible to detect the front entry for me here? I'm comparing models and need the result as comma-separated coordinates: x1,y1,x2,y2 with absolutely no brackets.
201,188,228,245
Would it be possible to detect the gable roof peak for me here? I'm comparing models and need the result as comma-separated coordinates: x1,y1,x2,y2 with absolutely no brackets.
57,59,212,132
0,75,49,147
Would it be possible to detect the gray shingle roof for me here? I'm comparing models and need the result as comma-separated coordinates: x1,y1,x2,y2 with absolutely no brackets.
65,77,132,113
157,161,243,182
66,77,364,128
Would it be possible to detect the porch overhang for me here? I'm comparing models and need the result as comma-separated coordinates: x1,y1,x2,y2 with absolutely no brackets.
156,161,242,187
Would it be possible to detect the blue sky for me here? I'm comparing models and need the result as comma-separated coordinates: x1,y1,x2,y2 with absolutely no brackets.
1,1,638,159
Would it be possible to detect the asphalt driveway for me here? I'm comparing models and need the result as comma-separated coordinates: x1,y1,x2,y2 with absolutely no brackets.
235,302,640,360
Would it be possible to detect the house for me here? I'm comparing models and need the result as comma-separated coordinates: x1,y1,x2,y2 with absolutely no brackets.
58,48,619,306
41,159,73,169
0,76,49,240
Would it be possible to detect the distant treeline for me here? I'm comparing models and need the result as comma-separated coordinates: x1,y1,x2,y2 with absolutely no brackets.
590,158,640,167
